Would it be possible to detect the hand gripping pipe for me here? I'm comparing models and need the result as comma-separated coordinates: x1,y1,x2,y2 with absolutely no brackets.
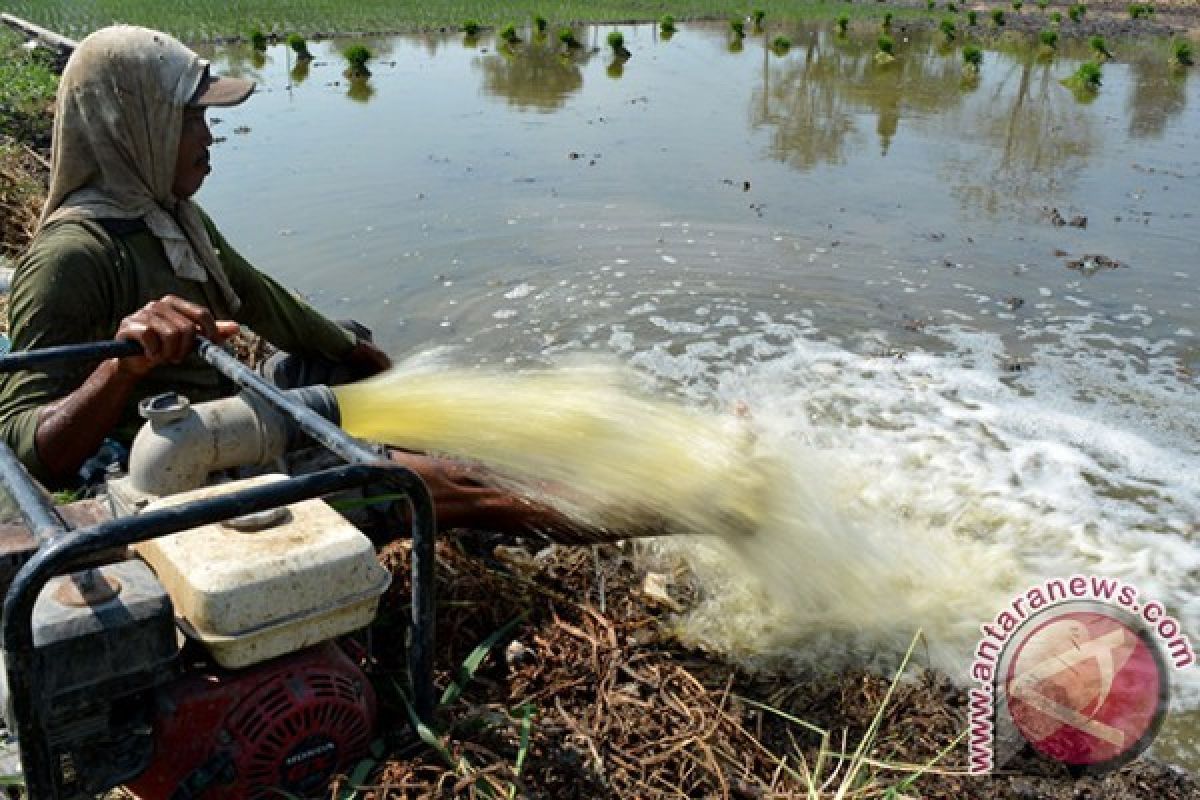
0,337,440,798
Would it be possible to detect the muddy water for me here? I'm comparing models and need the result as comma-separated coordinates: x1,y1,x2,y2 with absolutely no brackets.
196,23,1199,769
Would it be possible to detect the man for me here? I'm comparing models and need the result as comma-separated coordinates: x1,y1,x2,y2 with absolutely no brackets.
0,25,569,536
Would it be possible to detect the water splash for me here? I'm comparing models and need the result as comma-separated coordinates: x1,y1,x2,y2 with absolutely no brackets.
333,354,1031,677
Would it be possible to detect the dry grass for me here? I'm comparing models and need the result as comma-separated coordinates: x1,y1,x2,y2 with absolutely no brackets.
0,137,47,262
342,539,1198,800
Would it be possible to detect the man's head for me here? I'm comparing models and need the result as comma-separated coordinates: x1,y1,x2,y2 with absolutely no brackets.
46,26,255,212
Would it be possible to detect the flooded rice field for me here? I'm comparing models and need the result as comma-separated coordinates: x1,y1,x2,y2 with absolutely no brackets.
196,21,1199,768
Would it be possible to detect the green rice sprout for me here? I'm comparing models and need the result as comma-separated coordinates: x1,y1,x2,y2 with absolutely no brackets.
500,24,520,45
1090,34,1112,57
927,0,936,10
753,9,766,28
883,11,894,28
963,43,984,67
534,14,547,34
462,19,481,35
946,2,959,11
967,9,979,24
1051,10,1063,23
607,29,629,56
1039,28,1058,47
1037,0,1049,8
837,14,850,34
1174,39,1194,66
772,35,792,52
558,26,580,48
1064,59,1102,90
1128,3,1153,18
877,33,895,54
940,16,957,39
991,8,1006,25
730,18,746,37
249,29,267,50
1012,0,1024,11
343,44,371,77
286,33,311,60
660,14,677,34
1068,3,1085,21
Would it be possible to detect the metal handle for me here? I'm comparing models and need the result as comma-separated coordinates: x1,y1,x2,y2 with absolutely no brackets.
0,340,143,372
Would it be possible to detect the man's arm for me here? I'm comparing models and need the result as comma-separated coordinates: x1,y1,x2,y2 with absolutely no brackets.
33,296,239,481
207,218,391,376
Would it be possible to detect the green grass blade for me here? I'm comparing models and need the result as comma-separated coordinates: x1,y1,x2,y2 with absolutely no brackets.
440,614,524,707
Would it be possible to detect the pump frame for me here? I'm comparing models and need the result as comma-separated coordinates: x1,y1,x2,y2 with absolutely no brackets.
0,337,438,798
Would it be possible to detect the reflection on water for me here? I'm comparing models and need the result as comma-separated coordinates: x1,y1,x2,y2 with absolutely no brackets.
948,50,1095,216
476,40,590,111
346,76,374,103
1128,57,1190,139
752,26,968,167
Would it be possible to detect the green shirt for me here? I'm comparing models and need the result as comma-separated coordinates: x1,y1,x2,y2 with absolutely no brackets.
0,214,356,484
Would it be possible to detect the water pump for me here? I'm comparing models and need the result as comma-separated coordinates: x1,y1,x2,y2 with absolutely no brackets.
0,337,438,800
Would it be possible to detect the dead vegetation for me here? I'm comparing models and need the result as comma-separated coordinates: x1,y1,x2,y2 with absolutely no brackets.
0,137,47,262
347,539,1198,799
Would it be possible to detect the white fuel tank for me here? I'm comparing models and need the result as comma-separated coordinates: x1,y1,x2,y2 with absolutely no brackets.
134,474,390,668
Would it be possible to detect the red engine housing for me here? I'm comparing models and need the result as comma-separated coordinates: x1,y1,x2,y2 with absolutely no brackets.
125,642,376,800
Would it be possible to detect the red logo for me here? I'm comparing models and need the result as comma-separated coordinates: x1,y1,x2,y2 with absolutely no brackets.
1004,607,1168,770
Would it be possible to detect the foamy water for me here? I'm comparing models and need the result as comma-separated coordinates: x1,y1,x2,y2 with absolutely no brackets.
335,313,1198,715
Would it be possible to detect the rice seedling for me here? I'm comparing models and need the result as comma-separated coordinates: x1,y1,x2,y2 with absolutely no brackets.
772,35,791,53
1068,3,1085,21
1128,3,1154,18
927,0,936,10
607,30,630,58
967,9,978,24
249,29,267,50
660,14,677,34
991,8,1006,26
883,11,894,28
558,26,581,48
534,14,547,34
1039,28,1058,47
946,2,959,11
1090,35,1112,58
343,43,372,77
963,42,984,68
1051,10,1063,22
500,23,521,44
1012,0,1023,10
837,14,850,34
877,33,895,54
1173,39,1194,66
287,32,311,60
1037,0,1048,8
462,19,481,35
1063,59,1102,91
940,16,957,39
752,8,766,29
730,18,746,37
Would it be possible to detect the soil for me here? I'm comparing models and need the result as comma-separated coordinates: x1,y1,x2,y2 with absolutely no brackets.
357,538,1199,799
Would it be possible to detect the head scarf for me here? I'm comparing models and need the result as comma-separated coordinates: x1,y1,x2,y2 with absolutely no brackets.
40,25,241,312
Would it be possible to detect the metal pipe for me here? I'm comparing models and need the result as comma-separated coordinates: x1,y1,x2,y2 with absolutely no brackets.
3,462,434,798
194,337,380,466
0,340,141,372
0,445,65,546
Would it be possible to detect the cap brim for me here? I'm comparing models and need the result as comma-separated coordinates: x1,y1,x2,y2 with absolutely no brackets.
189,69,255,108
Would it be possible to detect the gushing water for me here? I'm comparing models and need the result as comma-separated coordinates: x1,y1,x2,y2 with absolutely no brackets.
333,355,1026,677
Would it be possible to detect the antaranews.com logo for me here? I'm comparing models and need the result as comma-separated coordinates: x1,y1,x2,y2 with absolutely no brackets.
968,575,1194,775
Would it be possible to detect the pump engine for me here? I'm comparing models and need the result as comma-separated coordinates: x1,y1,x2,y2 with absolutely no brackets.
0,362,430,800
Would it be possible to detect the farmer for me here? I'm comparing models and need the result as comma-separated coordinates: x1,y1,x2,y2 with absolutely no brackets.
0,25,567,536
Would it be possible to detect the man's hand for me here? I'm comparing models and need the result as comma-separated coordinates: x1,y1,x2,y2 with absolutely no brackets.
115,295,240,378
345,337,392,379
